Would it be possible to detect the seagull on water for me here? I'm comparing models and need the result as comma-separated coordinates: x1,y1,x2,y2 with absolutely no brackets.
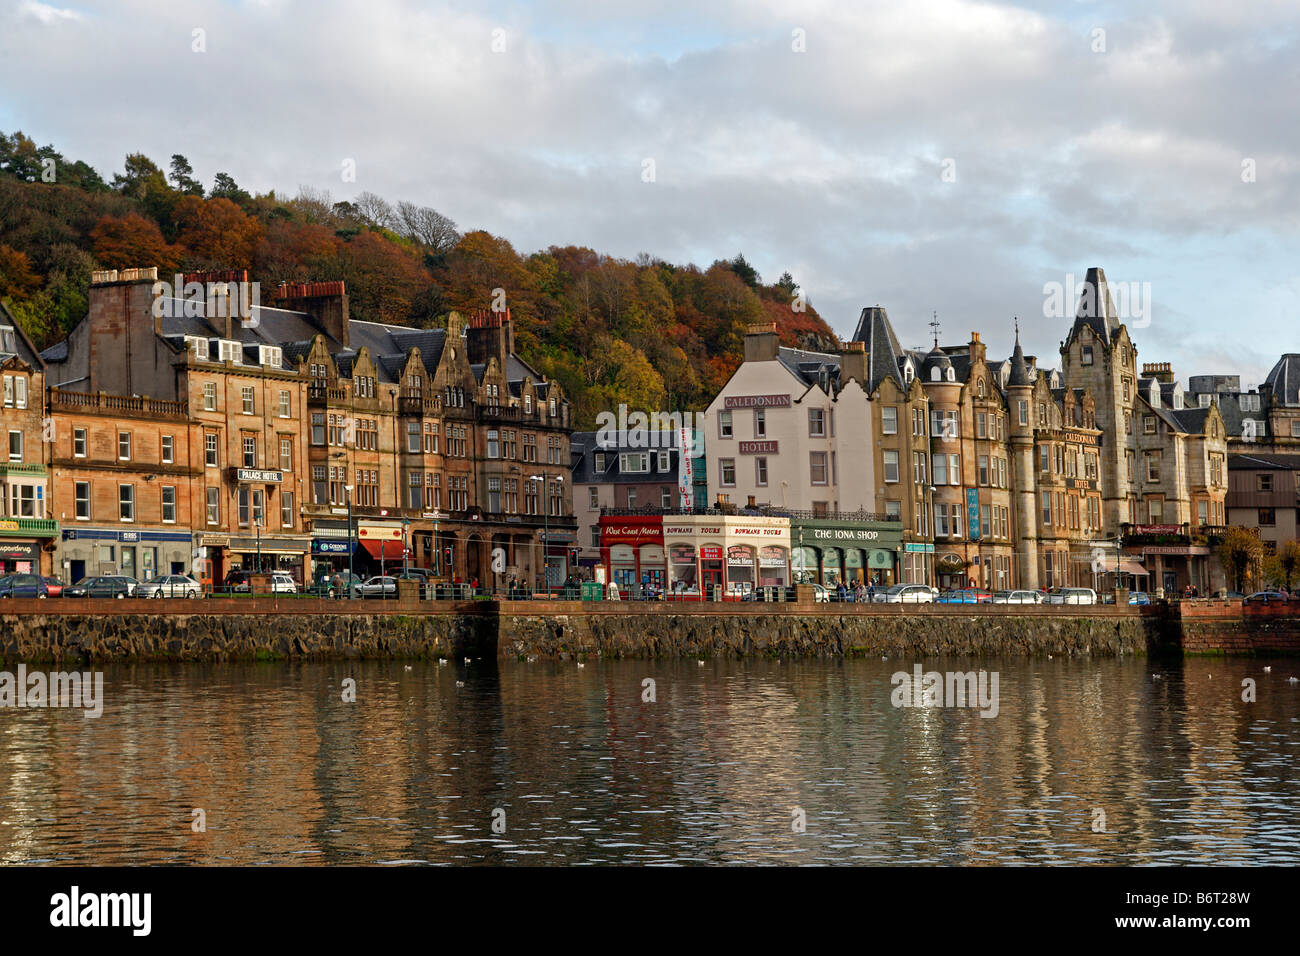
577,661,585,669
438,658,448,666
455,680,465,688
1289,676,1299,684
404,665,412,672
464,657,472,665
698,659,705,666
1264,666,1272,673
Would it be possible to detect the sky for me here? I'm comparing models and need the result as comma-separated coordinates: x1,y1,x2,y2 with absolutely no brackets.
2,0,1297,387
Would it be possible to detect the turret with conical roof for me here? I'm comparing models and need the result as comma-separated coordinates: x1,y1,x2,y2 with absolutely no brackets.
1006,322,1040,587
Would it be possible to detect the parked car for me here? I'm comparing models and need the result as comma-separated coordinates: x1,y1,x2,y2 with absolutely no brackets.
138,574,202,599
742,584,797,602
63,575,135,599
1047,587,1098,605
1244,590,1290,605
811,583,831,603
223,569,253,593
1128,591,1151,606
41,576,64,598
936,588,993,604
0,573,49,598
358,575,398,598
269,571,298,594
992,589,1043,604
391,570,432,598
876,584,935,604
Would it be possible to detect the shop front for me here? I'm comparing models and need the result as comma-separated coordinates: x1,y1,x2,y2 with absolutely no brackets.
787,516,904,587
599,515,663,594
228,534,311,584
357,523,406,575
0,539,44,576
661,514,789,599
59,528,191,584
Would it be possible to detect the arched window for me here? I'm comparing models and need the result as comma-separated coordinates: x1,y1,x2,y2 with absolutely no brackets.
930,366,941,382
945,367,955,382
977,379,986,397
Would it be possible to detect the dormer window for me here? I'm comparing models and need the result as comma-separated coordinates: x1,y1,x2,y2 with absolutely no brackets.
1082,346,1093,365
904,364,914,384
945,367,955,382
259,345,282,368
594,452,606,471
524,394,532,414
218,340,241,364
930,366,941,382
977,379,986,397
0,326,16,353
186,336,209,361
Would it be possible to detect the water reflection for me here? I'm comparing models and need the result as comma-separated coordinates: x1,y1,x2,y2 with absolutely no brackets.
0,656,1296,865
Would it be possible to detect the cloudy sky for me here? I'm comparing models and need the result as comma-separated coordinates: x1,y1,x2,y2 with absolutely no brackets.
2,0,1297,386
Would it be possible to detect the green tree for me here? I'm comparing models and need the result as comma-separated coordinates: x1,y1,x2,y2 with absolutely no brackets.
168,154,204,195
209,172,251,204
1264,540,1300,592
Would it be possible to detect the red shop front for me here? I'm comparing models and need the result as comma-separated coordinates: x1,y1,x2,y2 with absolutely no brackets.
599,515,664,592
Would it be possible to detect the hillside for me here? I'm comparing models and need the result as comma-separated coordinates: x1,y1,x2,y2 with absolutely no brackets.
0,131,839,427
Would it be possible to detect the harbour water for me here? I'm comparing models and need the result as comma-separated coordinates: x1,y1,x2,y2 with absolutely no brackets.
1,656,1296,865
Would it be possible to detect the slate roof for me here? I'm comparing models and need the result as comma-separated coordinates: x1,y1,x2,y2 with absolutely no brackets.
850,305,907,392
1007,331,1033,386
1227,453,1300,470
1263,353,1300,406
1069,266,1122,345
777,346,841,391
569,430,684,485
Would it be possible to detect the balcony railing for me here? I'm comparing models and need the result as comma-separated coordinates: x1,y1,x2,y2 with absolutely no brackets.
0,463,47,477
0,516,59,537
307,384,349,403
48,388,188,420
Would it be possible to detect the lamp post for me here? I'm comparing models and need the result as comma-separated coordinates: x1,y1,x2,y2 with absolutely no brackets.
530,475,546,592
402,518,410,576
344,484,354,593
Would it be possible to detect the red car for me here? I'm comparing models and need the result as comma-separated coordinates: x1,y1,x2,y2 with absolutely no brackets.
42,576,63,598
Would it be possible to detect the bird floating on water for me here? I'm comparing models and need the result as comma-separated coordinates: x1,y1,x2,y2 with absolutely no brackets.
577,661,585,669
1264,666,1272,673
1152,674,1163,680
438,658,448,666
404,665,412,672
1289,676,1299,684
455,680,465,688
464,657,472,665
698,659,705,666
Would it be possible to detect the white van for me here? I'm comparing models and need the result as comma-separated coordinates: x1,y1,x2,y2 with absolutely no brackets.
1047,587,1097,605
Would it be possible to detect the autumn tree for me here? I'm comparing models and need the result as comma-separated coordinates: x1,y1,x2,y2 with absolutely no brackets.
396,201,460,253
90,212,180,272
172,196,264,269
1217,526,1263,593
1264,540,1300,592
0,244,41,300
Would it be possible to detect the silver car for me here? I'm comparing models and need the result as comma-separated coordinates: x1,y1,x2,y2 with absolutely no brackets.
993,589,1043,604
1047,587,1098,605
876,584,935,604
139,574,202,598
358,576,397,598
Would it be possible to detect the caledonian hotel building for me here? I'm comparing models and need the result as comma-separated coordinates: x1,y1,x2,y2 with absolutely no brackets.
32,267,575,588
704,268,1231,594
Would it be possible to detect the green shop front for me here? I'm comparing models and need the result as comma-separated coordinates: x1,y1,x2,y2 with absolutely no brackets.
787,516,904,587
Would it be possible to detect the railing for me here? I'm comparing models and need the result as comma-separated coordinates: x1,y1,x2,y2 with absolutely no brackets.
598,505,901,523
399,395,440,415
767,508,901,523
47,388,188,419
0,516,59,537
0,463,47,476
307,384,349,402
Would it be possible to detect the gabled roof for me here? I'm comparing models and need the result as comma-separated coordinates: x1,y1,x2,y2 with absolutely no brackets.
777,346,841,391
1227,453,1300,470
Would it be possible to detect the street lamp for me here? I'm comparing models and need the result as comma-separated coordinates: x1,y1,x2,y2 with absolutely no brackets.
402,518,411,576
344,484,354,592
531,474,564,593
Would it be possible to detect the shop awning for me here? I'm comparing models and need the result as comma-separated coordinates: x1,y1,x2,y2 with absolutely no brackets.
359,538,406,561
1118,561,1149,576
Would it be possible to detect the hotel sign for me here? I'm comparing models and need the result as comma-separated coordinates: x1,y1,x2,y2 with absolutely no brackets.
739,440,778,455
724,394,791,409
235,468,283,483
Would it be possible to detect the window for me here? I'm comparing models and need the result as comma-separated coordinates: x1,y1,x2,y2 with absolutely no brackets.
161,435,174,464
933,454,947,485
487,429,499,459
809,408,826,437
205,434,218,467
75,482,90,520
161,486,176,523
948,453,961,486
73,428,87,457
1041,491,1052,526
1148,498,1163,524
1018,400,1028,426
754,409,766,438
1,376,10,407
881,406,898,435
252,489,265,527
976,412,986,438
241,386,255,414
594,452,606,472
883,450,899,483
620,452,650,473
203,382,218,411
207,488,219,525
591,526,601,548
978,455,989,486
238,488,249,525
243,436,257,468
280,438,293,472
119,432,131,460
312,465,327,505
1259,508,1276,526
718,410,733,439
119,484,134,521
1257,474,1273,492
7,431,20,462
1143,415,1156,435
720,458,736,486
1145,452,1160,482
1082,346,1093,365
409,473,424,509
885,499,902,521
407,421,421,453
311,413,325,445
658,451,671,473
279,390,291,418
14,377,26,409
935,503,949,537
1198,500,1208,526
1292,421,1300,438
810,451,828,485
278,491,293,528
589,487,600,509
625,486,637,508
755,457,768,486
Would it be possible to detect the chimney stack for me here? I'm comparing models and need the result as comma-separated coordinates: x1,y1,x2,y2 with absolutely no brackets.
277,280,349,348
743,322,780,363
839,340,867,386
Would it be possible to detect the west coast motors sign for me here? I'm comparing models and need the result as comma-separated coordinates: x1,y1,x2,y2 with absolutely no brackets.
723,394,791,409
600,520,663,544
